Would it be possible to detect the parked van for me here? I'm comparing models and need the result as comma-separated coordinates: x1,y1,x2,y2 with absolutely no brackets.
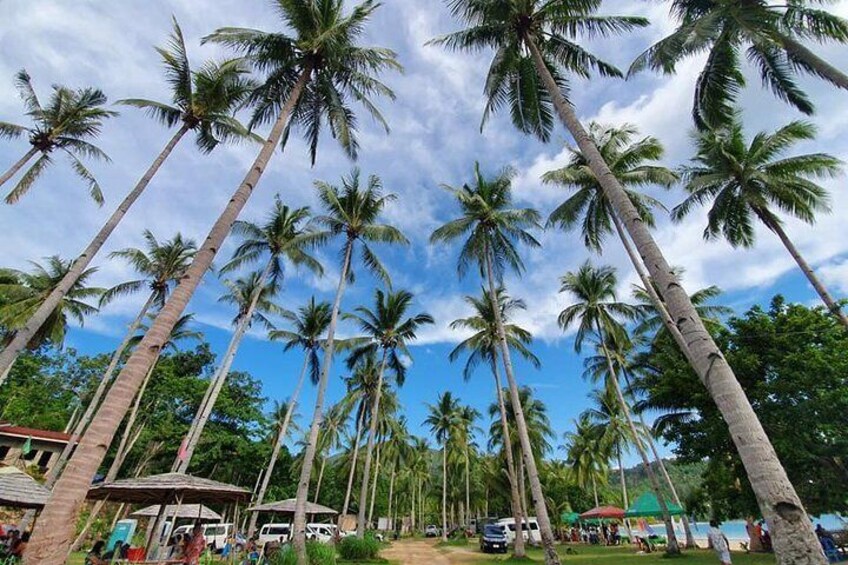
306,523,338,543
495,517,541,544
172,523,234,551
258,523,292,546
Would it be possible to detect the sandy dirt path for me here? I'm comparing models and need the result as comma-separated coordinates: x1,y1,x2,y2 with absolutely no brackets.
382,539,459,565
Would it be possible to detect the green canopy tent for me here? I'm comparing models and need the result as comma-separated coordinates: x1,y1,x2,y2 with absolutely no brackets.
625,492,685,518
561,511,581,525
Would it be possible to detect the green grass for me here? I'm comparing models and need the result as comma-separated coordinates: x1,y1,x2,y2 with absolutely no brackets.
437,537,471,547
473,545,776,565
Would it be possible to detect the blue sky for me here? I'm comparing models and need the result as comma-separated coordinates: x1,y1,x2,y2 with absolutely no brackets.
2,1,848,467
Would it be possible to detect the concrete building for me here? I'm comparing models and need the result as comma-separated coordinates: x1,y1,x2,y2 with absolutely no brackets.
0,422,71,474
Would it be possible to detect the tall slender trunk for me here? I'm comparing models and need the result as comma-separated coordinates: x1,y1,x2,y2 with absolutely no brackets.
591,474,599,508
108,362,157,481
0,126,190,382
387,464,396,532
464,445,470,528
617,447,634,543
491,360,526,557
356,350,390,536
0,147,38,190
484,244,559,565
175,258,275,473
518,457,532,546
368,444,381,527
779,37,848,91
410,472,416,532
293,236,353,564
341,402,366,519
769,220,848,329
614,207,697,548
44,292,157,488
525,36,825,565
596,321,679,554
248,354,311,537
314,457,327,504
441,445,448,543
24,70,310,565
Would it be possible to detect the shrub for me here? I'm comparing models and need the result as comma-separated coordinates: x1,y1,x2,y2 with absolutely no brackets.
270,542,337,565
338,534,381,560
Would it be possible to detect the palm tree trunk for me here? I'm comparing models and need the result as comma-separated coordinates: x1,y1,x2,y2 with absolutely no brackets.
524,36,825,565
617,447,634,543
779,37,848,90
45,291,157,490
410,471,416,532
484,244,559,565
294,236,353,564
341,403,366,519
491,360,526,557
769,220,848,328
368,444,381,527
596,320,679,554
441,445,448,543
518,457,533,546
23,70,310,565
464,445,470,528
0,147,38,189
0,126,190,382
175,258,275,473
356,350,390,536
314,457,327,504
591,474,599,508
248,354,311,537
388,464,396,532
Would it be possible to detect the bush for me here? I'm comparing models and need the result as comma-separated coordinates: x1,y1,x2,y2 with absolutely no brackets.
338,534,381,560
269,542,337,565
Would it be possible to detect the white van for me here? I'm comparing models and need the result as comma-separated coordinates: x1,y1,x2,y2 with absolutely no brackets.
258,523,292,546
306,523,338,543
496,517,541,544
172,523,234,551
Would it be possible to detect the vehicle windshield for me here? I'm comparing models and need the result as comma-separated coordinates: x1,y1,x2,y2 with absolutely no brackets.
484,525,504,536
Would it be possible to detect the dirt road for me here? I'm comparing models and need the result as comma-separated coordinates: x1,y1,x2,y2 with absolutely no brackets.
382,539,463,565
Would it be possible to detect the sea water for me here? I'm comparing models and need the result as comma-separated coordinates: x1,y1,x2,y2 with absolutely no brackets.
678,514,846,541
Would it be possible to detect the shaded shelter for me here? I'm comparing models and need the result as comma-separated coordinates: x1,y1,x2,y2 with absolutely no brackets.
625,492,685,518
131,504,222,521
0,465,51,508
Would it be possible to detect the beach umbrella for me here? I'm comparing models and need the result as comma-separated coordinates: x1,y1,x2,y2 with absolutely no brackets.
580,506,625,520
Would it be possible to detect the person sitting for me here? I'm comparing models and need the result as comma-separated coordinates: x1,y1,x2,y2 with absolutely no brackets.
816,525,836,545
84,540,107,565
758,522,772,552
182,523,206,565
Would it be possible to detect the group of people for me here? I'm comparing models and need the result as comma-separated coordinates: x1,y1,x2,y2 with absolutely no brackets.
744,517,772,553
84,522,207,565
0,528,28,560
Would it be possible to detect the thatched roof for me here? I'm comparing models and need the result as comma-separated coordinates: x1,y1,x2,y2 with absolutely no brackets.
131,504,222,520
87,472,249,504
249,498,337,515
0,466,51,509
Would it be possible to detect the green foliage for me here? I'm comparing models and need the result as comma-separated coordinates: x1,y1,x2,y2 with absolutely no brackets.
638,296,848,517
270,542,337,565
338,534,381,560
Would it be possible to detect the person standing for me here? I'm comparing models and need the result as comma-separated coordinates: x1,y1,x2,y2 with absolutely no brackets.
746,518,763,552
182,523,206,565
707,520,732,565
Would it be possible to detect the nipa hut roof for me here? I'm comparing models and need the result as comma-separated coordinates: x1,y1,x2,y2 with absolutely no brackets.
0,466,51,509
249,498,337,515
87,472,249,504
131,504,222,520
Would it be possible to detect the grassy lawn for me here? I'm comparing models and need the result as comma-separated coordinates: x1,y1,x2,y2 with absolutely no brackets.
467,545,776,565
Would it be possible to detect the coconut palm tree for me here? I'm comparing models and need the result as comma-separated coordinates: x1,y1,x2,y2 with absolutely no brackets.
434,3,821,557
293,169,407,554
559,261,680,553
245,297,332,536
630,0,848,128
0,257,103,353
314,402,347,504
673,119,847,328
425,392,461,543
632,282,731,344
42,231,196,488
383,416,410,531
174,272,283,473
563,414,608,508
431,161,563,562
339,354,380,519
68,312,203,550
456,405,480,528
345,288,433,536
541,121,701,379
0,70,115,201
0,20,253,379
449,288,536,557
26,1,400,557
